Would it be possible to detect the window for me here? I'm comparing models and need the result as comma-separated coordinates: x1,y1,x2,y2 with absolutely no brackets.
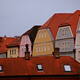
64,65,72,72
37,64,43,71
0,65,3,72
13,49,16,54
10,50,12,55
43,47,46,52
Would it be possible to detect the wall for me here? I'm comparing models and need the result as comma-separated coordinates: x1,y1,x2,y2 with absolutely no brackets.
19,35,32,57
7,47,19,58
55,38,74,52
55,26,74,58
33,28,54,56
75,16,80,63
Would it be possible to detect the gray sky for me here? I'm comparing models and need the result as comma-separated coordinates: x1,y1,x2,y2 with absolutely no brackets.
0,0,80,37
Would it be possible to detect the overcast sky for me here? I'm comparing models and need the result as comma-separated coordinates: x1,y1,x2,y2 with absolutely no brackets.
0,0,80,37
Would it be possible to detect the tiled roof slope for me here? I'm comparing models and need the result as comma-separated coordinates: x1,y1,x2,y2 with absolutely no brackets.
65,10,80,37
41,13,72,39
0,56,79,76
7,37,21,47
41,10,80,39
0,37,16,53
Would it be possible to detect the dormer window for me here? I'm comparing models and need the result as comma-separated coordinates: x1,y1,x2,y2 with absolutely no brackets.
64,65,72,72
37,64,43,71
0,65,3,72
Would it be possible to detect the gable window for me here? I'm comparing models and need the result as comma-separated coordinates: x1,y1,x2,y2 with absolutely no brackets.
0,65,3,72
37,64,43,71
64,65,72,72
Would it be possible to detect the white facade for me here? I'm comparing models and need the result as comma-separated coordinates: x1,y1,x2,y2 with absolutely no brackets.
19,35,32,57
55,26,75,58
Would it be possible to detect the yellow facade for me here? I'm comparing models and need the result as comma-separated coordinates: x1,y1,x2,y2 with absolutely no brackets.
7,47,19,58
33,28,54,56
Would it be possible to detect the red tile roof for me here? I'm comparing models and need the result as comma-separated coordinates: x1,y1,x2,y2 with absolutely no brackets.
0,56,79,76
0,37,16,53
59,10,80,37
41,13,72,39
66,10,80,37
40,10,80,39
7,37,20,47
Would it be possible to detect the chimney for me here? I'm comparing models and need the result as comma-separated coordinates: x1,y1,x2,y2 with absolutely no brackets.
4,35,7,40
25,44,30,60
25,51,30,60
53,48,60,58
73,49,76,59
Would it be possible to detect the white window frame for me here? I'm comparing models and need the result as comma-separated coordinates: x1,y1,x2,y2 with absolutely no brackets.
64,65,72,72
37,64,43,71
0,65,3,72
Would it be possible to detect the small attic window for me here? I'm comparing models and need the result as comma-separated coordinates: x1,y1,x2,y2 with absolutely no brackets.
37,64,43,71
0,65,3,72
64,65,72,72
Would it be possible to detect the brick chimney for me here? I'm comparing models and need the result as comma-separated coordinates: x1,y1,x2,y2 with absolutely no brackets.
73,49,76,59
25,44,30,60
53,48,60,58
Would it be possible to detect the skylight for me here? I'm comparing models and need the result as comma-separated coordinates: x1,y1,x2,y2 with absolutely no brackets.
64,65,72,72
37,64,43,71
0,65,3,72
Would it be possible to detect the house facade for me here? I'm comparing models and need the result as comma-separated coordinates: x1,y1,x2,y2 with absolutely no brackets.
19,35,32,57
0,37,16,58
7,37,20,58
75,16,80,63
33,11,73,57
33,28,54,56
55,25,75,58
7,47,19,58
19,25,40,57
33,10,80,63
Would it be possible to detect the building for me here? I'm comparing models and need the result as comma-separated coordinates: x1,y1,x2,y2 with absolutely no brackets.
0,37,16,58
75,11,80,63
33,10,80,63
33,11,73,56
0,55,79,80
33,27,54,56
7,37,20,58
19,25,40,57
55,10,80,61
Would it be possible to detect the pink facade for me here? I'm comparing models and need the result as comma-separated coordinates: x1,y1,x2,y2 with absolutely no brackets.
19,35,32,57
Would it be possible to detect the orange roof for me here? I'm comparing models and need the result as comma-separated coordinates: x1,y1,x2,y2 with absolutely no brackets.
0,37,16,53
41,10,80,39
0,56,79,76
